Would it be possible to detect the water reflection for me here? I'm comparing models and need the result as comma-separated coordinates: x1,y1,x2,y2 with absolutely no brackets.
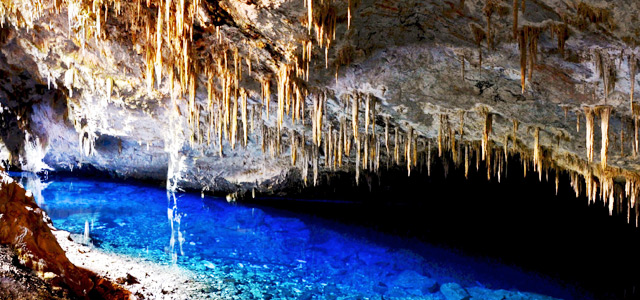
15,171,50,206
167,191,185,263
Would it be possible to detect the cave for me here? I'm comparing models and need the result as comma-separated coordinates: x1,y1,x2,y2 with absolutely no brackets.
0,0,639,299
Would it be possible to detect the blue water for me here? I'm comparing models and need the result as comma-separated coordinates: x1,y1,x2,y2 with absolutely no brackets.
14,173,587,299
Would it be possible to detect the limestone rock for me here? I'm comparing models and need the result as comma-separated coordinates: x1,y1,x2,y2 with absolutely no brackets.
440,282,470,300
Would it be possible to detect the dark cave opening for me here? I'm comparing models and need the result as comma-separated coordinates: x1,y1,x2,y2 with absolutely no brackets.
242,152,640,300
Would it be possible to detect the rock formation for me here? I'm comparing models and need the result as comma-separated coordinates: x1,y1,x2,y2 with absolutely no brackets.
1,0,640,224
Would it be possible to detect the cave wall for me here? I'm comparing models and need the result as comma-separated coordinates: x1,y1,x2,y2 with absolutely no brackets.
1,0,640,206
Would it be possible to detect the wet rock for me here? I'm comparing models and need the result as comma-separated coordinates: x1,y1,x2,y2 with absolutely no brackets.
0,244,70,299
467,287,561,300
440,282,470,300
115,273,140,285
392,270,439,294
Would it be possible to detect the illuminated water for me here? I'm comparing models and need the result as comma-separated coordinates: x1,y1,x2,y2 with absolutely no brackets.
15,173,588,299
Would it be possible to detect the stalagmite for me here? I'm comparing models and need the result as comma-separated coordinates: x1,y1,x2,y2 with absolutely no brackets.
598,106,611,170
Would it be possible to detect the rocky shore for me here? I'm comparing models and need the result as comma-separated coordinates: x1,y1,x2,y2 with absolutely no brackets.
0,168,129,299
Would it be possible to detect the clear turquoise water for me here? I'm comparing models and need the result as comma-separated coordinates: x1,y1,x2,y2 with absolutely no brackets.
14,173,586,299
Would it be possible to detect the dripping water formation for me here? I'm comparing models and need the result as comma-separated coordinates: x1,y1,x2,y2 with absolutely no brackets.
1,0,640,299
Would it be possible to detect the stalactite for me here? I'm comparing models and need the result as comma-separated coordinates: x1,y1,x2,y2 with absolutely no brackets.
394,128,400,165
555,171,559,195
155,4,163,87
512,0,518,40
584,107,595,162
518,30,527,93
482,110,492,160
385,117,390,155
406,127,413,176
533,127,542,181
598,106,611,170
483,0,498,50
338,118,344,167
231,86,238,150
460,55,465,80
313,146,318,186
459,111,465,142
291,129,297,166
576,109,581,132
464,144,469,179
241,89,248,147
631,53,637,113
262,79,271,120
503,134,509,161
352,93,359,141
512,119,519,151
427,140,432,177
365,94,370,135
620,128,624,157
355,136,361,185
635,114,639,158
451,125,457,164
363,133,369,171
438,115,444,157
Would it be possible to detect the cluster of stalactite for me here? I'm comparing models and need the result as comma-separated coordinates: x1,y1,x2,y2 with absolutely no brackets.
593,50,618,99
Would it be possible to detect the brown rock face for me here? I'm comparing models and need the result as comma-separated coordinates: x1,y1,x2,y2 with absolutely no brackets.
0,168,129,299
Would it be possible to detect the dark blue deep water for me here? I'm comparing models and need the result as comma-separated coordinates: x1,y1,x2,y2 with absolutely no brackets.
14,173,590,299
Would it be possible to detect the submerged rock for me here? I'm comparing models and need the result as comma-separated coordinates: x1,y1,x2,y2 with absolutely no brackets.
440,282,470,300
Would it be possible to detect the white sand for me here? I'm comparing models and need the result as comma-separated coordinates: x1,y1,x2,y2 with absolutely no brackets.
53,230,218,300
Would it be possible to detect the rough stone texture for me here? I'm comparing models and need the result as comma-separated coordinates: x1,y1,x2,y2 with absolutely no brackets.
0,168,130,299
440,282,471,300
0,244,71,300
1,0,640,203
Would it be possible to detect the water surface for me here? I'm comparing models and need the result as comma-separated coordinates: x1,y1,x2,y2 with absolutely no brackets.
15,173,587,299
